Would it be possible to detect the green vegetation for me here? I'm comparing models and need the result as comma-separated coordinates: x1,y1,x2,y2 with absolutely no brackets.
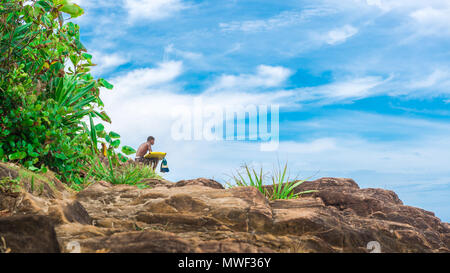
229,162,317,200
1,162,67,195
89,157,161,188
0,177,21,193
0,1,156,190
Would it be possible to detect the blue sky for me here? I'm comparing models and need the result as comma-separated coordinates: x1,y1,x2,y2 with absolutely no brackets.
73,0,449,221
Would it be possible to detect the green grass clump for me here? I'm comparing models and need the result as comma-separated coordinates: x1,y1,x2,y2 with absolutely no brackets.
229,162,317,200
87,155,161,188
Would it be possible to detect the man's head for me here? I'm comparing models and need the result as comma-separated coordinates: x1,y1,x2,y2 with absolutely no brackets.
147,136,155,145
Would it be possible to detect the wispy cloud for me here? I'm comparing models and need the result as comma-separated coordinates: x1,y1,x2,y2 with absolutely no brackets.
408,69,450,90
207,65,292,92
294,76,387,105
363,0,450,12
325,25,358,45
164,44,203,61
125,0,187,21
219,8,336,32
291,110,450,138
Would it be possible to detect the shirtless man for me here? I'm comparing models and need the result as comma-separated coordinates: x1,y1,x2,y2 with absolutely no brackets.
135,136,159,170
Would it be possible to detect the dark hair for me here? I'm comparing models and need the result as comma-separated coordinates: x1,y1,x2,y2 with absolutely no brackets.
147,136,155,142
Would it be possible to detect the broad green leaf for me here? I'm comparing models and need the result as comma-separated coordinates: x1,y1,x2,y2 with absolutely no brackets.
82,53,92,60
60,1,84,18
66,22,77,36
40,165,48,173
36,0,53,12
9,151,27,160
118,153,129,163
97,130,106,138
121,145,136,155
109,131,120,139
105,134,111,143
94,123,104,132
111,139,120,148
28,166,39,172
98,78,113,89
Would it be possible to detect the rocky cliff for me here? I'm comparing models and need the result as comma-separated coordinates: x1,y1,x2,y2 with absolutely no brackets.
0,163,448,253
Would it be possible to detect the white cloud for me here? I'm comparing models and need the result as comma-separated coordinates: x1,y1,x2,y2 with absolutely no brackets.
100,63,298,148
280,138,337,154
325,25,358,45
91,51,128,76
111,61,183,91
410,7,450,36
75,0,116,8
364,0,404,11
363,0,450,11
164,44,202,61
125,0,186,21
292,110,450,137
391,69,450,99
319,1,450,38
219,8,336,32
207,65,292,92
409,69,450,89
295,76,386,104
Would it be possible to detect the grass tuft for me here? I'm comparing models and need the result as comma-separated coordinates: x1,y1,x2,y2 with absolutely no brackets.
86,155,161,188
229,162,317,200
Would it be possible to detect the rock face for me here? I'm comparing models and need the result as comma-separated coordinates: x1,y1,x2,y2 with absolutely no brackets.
0,163,448,253
0,215,60,253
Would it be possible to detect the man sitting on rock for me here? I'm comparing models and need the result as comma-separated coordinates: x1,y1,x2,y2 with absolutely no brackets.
135,136,159,170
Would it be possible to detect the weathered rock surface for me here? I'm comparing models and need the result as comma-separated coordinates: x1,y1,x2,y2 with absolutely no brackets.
0,215,60,253
0,163,448,253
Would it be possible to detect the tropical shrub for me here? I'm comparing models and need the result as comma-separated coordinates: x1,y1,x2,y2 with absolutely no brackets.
0,0,135,188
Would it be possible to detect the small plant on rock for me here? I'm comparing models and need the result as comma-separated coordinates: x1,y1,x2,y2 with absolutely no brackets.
229,162,317,200
88,155,161,187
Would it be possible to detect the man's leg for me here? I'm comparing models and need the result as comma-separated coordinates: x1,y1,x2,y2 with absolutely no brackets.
151,159,159,171
144,158,152,166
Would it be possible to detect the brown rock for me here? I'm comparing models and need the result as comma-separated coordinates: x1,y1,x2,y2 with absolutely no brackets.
77,230,199,253
70,178,450,252
0,215,60,253
0,164,18,180
63,200,92,225
175,178,224,189
141,178,174,188
1,169,448,253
